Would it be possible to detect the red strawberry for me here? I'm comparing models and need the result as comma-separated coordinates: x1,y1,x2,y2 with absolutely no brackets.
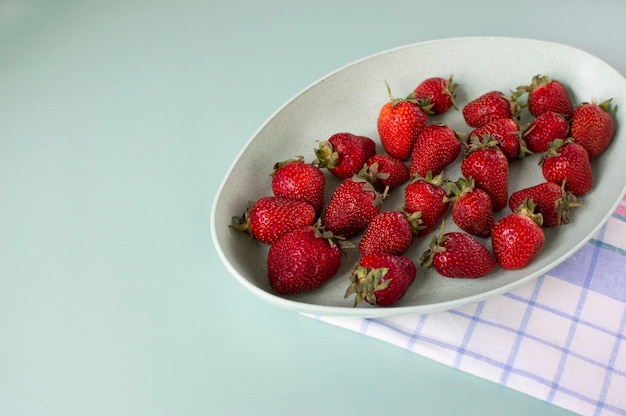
522,111,570,153
462,90,521,128
403,172,450,237
377,82,428,160
367,154,410,191
540,138,593,196
421,222,495,278
358,209,421,256
412,75,458,115
230,196,316,244
322,166,387,238
570,98,616,159
491,199,545,270
444,176,494,238
313,132,376,179
461,136,509,211
517,75,574,119
509,181,582,227
468,117,528,160
409,123,463,177
271,156,326,216
344,252,417,307
267,222,352,295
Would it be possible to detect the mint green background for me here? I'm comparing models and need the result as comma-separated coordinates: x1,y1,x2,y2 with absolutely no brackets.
2,1,624,415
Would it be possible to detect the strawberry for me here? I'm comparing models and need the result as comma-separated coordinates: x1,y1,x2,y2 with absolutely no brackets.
358,209,421,256
570,98,616,159
491,199,545,270
522,111,570,153
313,132,376,179
271,156,326,216
444,176,494,238
540,138,593,196
322,166,387,238
461,135,509,211
367,154,410,191
509,181,582,227
377,82,428,160
267,222,352,295
403,172,450,237
344,252,417,307
230,196,316,244
421,222,495,278
517,75,574,119
412,75,458,115
409,123,463,177
462,90,521,128
468,117,529,160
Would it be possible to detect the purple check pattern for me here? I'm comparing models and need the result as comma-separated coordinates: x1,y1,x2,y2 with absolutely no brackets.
313,195,626,416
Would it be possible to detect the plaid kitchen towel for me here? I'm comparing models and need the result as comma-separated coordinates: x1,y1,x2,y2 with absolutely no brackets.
312,195,626,416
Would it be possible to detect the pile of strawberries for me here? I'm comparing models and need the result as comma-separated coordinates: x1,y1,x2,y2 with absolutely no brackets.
230,74,617,308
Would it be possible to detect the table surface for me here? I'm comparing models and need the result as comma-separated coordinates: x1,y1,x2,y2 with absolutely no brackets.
2,1,625,415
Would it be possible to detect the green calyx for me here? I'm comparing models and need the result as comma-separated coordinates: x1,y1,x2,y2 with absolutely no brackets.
538,137,573,166
516,198,544,227
271,155,305,176
353,164,389,207
408,170,449,188
229,201,254,236
507,90,525,119
312,141,339,169
515,74,552,107
365,161,391,190
397,207,425,234
465,133,500,155
419,220,448,270
385,80,434,114
443,176,475,203
444,74,459,111
312,219,355,254
554,179,584,225
586,97,618,116
344,264,391,307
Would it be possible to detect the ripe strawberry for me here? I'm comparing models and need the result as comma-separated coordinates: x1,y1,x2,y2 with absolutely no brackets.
461,136,509,211
468,117,528,160
313,132,376,179
517,75,574,119
230,196,316,244
444,176,494,238
344,252,417,307
358,209,421,256
403,172,450,237
421,222,495,278
322,166,387,238
509,181,582,227
271,156,326,216
570,98,616,159
462,90,522,128
491,199,545,270
412,75,458,115
377,82,428,160
409,123,463,177
540,138,593,196
267,222,352,295
522,111,570,153
367,154,410,191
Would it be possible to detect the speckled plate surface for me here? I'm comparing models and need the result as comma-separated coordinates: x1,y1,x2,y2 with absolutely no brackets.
211,37,626,317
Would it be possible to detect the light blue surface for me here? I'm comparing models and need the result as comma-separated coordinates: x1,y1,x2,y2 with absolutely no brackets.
1,1,624,415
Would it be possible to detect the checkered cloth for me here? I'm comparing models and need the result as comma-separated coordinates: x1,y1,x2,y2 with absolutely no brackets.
312,195,626,416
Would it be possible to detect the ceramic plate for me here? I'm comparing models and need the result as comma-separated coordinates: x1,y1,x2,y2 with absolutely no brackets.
211,37,626,317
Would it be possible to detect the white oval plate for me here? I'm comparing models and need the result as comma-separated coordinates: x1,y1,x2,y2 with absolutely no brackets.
211,37,626,317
